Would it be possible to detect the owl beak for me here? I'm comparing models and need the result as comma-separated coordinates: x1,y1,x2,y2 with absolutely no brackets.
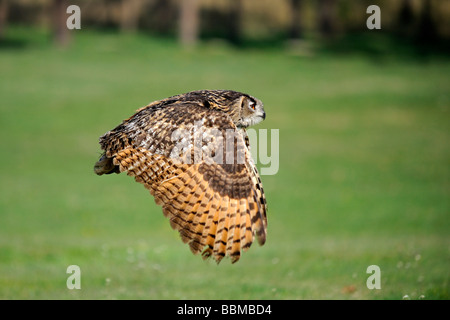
262,112,266,120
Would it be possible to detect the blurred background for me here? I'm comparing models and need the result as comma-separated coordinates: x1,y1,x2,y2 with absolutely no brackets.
0,0,449,299
2,0,450,53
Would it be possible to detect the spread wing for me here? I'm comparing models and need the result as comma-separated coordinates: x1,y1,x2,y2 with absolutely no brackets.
96,100,267,263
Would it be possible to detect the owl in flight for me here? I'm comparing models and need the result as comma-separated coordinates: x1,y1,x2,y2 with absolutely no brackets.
94,90,268,263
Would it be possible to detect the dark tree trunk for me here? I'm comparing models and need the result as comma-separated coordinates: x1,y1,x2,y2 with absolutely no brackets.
0,0,8,40
289,0,303,39
416,0,438,44
397,0,414,37
229,0,242,45
318,0,337,39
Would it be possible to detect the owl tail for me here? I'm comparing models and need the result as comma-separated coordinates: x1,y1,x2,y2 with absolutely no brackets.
94,154,120,175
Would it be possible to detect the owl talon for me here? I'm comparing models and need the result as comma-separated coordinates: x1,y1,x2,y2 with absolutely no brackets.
94,154,119,175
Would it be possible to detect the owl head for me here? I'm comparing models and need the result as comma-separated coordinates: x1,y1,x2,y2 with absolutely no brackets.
233,92,266,128
185,90,266,128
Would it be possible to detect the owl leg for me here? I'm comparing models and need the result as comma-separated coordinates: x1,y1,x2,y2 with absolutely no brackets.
94,154,120,175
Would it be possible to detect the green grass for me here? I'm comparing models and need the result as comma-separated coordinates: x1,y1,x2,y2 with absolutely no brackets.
0,27,449,299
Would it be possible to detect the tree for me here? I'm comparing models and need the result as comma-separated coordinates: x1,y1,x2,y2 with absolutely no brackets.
178,0,199,47
0,0,8,40
397,0,415,37
52,0,71,47
229,0,243,45
120,0,142,33
416,0,438,45
317,0,337,39
289,0,303,40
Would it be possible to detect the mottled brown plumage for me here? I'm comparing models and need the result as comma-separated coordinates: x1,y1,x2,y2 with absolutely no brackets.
94,90,267,263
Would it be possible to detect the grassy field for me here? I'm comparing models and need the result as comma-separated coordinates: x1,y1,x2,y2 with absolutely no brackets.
0,27,449,299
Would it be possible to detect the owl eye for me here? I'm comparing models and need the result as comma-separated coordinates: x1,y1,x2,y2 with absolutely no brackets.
249,101,256,111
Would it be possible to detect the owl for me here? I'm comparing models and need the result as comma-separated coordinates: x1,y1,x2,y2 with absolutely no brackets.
94,90,268,263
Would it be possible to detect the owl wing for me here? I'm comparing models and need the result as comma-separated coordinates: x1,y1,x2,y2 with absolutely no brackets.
97,101,267,263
